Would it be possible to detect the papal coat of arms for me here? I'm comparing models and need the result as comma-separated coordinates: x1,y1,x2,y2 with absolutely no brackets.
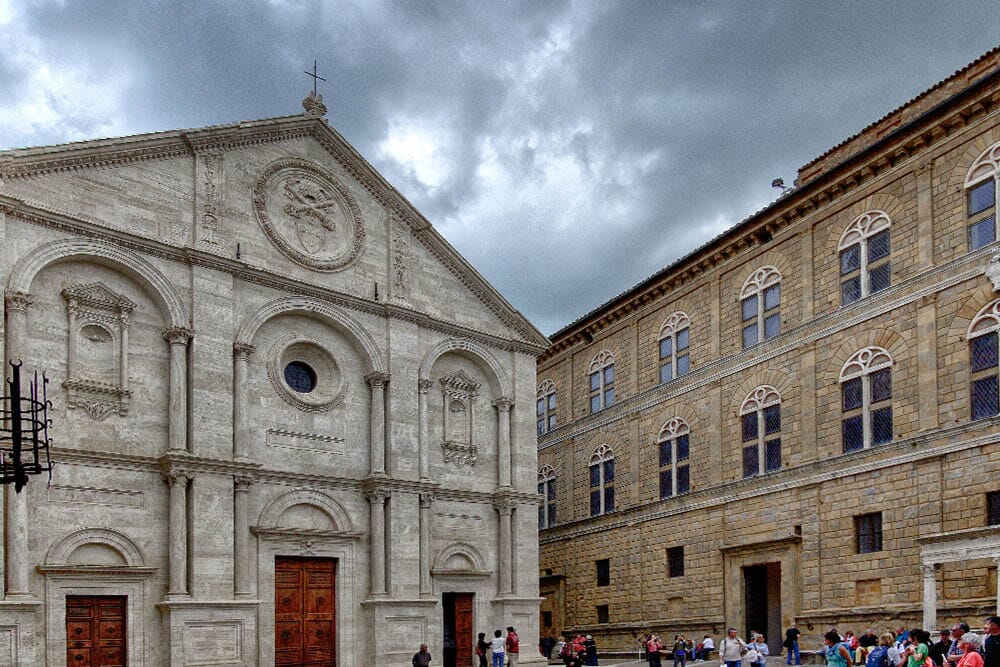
253,158,365,271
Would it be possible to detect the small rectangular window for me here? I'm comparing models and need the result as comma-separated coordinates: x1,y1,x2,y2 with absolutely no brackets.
972,375,1000,420
604,486,615,512
869,230,891,260
869,263,891,293
842,378,863,411
872,407,893,445
842,276,862,305
840,245,861,275
590,490,601,517
855,512,883,554
742,412,758,442
742,324,758,348
988,491,1000,526
764,404,781,434
676,354,690,376
676,328,690,351
659,441,672,467
970,215,997,250
659,469,672,498
596,558,610,586
596,605,609,624
676,434,689,461
590,465,600,487
741,296,758,321
765,438,781,472
676,465,690,494
660,337,673,358
667,546,684,577
603,459,615,483
972,333,999,372
842,416,864,452
763,313,781,339
871,369,892,402
763,284,781,310
970,180,996,216
742,445,758,477
604,387,615,407
660,363,673,384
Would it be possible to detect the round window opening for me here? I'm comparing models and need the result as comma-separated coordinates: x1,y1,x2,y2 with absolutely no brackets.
284,361,318,394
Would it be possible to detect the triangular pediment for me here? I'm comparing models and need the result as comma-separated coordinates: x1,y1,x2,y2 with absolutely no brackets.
1,113,549,351
61,282,137,312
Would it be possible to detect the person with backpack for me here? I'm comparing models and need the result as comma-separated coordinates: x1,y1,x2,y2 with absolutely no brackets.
867,634,893,667
720,628,748,667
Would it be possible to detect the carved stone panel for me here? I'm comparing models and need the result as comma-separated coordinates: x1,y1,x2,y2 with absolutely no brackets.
62,282,135,420
390,215,411,303
196,152,224,246
253,158,365,271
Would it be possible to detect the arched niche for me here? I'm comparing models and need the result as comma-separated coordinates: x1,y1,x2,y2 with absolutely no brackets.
256,489,356,535
45,527,145,567
419,338,509,398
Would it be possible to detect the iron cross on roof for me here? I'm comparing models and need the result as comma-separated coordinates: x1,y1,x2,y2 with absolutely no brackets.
304,60,327,97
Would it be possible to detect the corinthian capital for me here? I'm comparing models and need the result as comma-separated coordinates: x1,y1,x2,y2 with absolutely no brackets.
163,327,194,345
233,342,256,361
365,371,391,388
4,290,31,313
418,378,434,394
493,397,514,412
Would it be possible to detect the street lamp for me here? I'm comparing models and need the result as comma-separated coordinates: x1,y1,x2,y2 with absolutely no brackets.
1,360,53,492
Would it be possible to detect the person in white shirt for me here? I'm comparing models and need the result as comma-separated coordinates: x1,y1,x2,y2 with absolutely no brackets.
490,630,506,667
720,629,748,667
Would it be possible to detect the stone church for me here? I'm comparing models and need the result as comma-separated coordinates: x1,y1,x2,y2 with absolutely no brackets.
0,93,548,666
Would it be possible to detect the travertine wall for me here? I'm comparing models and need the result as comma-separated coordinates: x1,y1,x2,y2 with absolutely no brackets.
538,57,1000,652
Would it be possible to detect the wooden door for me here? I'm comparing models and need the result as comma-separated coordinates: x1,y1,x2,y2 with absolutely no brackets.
276,556,336,666
66,595,127,667
454,593,474,667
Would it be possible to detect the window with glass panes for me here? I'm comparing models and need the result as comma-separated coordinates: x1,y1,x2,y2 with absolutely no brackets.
968,300,1000,421
740,386,781,477
966,142,1000,250
840,347,893,452
740,266,782,348
658,417,690,498
658,312,691,383
855,512,882,554
538,465,557,529
667,546,684,578
988,491,1000,526
839,211,891,305
588,351,616,413
589,444,615,516
536,380,557,435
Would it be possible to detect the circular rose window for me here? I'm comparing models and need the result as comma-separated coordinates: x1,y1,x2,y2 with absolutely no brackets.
268,336,345,411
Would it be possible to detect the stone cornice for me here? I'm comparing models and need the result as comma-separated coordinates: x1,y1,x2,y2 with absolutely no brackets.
543,74,1000,358
0,195,546,356
539,242,992,446
539,418,1000,545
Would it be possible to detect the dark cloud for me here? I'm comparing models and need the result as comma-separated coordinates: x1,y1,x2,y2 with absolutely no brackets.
1,0,998,335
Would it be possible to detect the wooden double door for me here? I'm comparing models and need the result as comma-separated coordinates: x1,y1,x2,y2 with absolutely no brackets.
66,595,127,666
275,556,337,666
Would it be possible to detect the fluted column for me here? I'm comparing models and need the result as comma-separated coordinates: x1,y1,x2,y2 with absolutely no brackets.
232,343,255,461
163,328,193,453
233,476,254,597
368,488,388,597
494,397,513,488
418,379,433,480
4,291,32,599
166,472,190,598
366,372,390,475
494,496,514,595
419,493,434,595
921,563,937,631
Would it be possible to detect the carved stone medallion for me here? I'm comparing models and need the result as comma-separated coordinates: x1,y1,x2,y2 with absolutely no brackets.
253,158,365,271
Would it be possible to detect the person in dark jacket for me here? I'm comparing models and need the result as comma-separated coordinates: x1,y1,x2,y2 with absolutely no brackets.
413,644,432,667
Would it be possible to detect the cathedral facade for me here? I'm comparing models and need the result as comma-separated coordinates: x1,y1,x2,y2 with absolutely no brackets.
537,48,1000,652
0,97,547,666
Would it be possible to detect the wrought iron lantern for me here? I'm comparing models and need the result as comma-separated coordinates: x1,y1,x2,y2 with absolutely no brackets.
1,360,53,493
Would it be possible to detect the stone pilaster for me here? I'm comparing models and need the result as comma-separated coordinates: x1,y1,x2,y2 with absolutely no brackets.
494,495,515,596
418,378,433,480
233,343,255,461
163,327,193,453
165,472,191,599
367,487,389,597
234,475,254,597
920,562,937,632
494,397,514,488
419,492,434,596
366,372,391,475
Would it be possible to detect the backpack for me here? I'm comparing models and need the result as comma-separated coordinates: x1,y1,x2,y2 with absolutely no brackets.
866,646,890,667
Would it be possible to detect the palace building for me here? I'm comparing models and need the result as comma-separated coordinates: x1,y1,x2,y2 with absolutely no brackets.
537,47,1000,652
0,94,547,666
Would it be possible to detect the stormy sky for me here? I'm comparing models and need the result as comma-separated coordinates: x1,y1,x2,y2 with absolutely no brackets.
2,2,999,336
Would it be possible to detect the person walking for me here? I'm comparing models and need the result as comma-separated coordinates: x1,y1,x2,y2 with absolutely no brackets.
491,630,506,667
721,628,748,667
506,627,521,667
413,644,433,667
584,635,598,667
785,625,802,666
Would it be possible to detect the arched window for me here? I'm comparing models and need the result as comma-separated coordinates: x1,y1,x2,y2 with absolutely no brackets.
839,211,891,305
536,379,557,435
968,300,1000,420
589,444,615,516
588,351,615,413
966,142,1000,250
538,465,557,529
740,386,781,477
658,312,691,383
840,347,894,452
740,267,782,348
657,418,690,498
